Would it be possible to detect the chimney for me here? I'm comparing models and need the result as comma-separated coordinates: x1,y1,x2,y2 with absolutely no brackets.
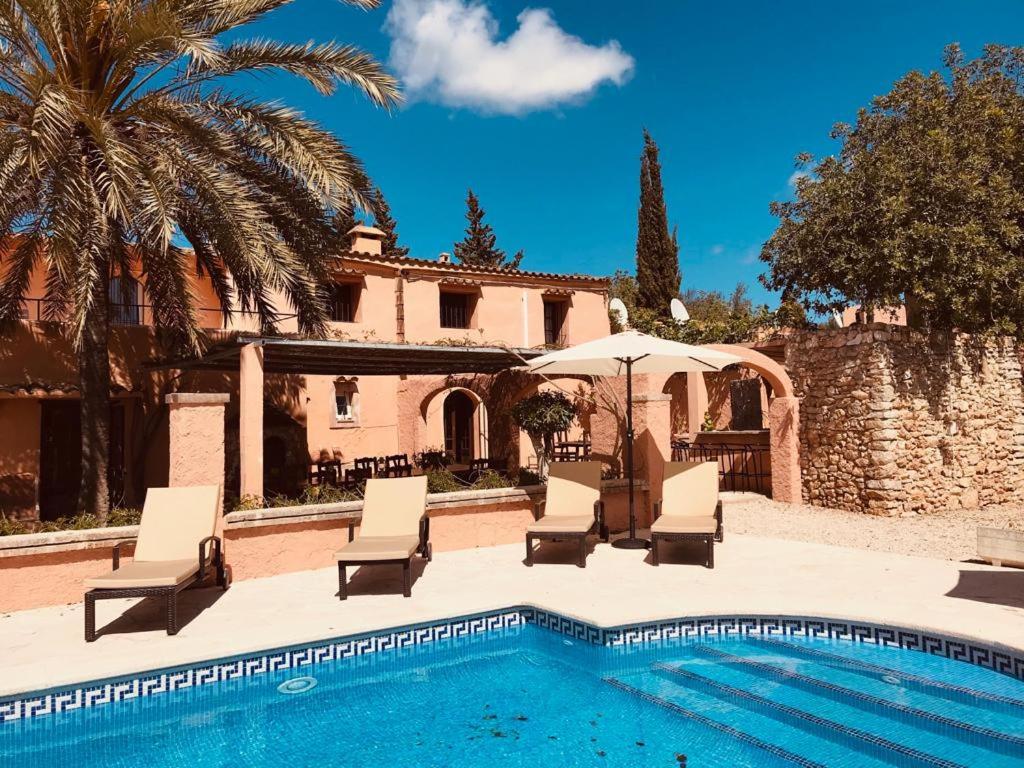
437,252,452,264
346,224,386,256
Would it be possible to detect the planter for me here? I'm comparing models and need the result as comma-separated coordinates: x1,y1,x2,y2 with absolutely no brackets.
978,526,1024,568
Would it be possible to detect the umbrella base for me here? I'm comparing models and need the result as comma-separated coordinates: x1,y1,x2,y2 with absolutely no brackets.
611,537,651,550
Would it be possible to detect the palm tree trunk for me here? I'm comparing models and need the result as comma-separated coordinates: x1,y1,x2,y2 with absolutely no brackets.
78,269,111,522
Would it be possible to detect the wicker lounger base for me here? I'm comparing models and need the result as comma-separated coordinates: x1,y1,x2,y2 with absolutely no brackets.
524,522,609,569
84,556,227,642
650,532,717,568
337,518,432,600
650,501,724,569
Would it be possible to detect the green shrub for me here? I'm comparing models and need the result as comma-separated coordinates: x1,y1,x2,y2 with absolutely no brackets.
472,470,512,490
0,514,30,536
513,469,542,487
229,494,267,512
108,506,143,526
0,507,143,536
426,470,463,494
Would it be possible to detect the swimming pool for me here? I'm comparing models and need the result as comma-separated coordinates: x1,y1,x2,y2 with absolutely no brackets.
3,610,1023,767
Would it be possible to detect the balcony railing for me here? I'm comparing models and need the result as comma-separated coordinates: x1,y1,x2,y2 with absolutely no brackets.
17,298,296,330
671,439,772,495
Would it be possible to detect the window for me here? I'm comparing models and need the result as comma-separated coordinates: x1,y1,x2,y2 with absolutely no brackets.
440,291,471,329
543,300,567,346
329,283,358,323
333,379,358,427
109,275,142,326
335,391,352,420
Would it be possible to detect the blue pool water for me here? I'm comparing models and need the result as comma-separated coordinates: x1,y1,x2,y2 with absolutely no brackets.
4,624,1024,767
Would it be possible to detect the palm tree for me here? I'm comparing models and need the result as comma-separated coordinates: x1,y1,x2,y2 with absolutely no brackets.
0,0,400,519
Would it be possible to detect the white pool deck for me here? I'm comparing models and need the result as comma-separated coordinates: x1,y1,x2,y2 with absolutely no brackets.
2,531,1023,698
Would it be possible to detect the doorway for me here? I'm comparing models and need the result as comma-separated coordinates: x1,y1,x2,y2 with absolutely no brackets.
38,400,129,520
39,401,82,520
443,390,475,463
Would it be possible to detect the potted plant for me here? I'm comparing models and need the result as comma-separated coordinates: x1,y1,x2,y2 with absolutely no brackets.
511,391,576,479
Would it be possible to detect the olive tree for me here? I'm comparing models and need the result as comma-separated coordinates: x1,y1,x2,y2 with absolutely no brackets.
761,44,1024,336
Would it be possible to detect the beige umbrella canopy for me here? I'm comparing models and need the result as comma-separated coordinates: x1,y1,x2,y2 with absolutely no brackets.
521,330,742,548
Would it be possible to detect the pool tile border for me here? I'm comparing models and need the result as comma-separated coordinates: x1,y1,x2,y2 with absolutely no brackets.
2,609,1022,723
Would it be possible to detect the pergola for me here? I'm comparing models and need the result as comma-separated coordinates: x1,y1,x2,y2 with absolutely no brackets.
147,336,543,498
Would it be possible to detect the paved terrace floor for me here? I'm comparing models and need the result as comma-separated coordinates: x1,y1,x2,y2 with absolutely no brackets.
2,531,1023,698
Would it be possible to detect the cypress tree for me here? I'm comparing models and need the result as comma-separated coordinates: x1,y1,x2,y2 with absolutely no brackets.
453,189,520,268
333,207,357,249
635,130,681,315
372,187,410,258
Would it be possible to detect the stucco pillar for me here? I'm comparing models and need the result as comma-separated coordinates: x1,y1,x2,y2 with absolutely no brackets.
166,393,230,489
239,342,264,501
631,386,672,528
686,371,708,436
769,396,801,503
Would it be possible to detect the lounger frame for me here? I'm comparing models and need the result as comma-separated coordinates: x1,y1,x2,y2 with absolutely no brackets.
524,499,608,568
84,537,227,642
650,500,724,568
337,516,431,600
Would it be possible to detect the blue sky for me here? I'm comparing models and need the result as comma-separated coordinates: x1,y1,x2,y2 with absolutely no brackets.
243,0,1024,306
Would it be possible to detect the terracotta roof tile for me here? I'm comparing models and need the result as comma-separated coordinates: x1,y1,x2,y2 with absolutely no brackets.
340,251,610,285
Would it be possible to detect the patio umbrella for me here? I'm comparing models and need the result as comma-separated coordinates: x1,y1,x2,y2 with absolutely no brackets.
520,330,742,549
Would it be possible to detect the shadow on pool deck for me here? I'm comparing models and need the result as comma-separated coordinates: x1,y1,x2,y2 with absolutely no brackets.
89,587,228,641
340,558,429,599
946,569,1024,609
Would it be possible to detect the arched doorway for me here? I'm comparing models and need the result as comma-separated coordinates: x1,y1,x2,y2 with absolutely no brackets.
443,390,476,463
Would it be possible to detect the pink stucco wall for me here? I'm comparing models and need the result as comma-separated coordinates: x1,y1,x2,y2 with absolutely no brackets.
0,486,637,612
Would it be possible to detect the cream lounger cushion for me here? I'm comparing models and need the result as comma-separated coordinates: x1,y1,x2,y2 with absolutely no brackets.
660,461,718,518
335,475,429,562
335,535,421,562
84,559,200,589
542,462,601,516
651,515,717,534
652,461,719,535
84,486,221,590
527,514,595,534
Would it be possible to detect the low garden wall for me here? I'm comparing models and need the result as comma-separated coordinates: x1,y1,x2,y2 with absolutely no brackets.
787,324,1024,515
0,480,642,612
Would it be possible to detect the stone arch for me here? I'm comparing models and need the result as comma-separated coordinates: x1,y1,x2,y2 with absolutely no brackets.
705,344,795,398
668,344,801,504
421,385,489,462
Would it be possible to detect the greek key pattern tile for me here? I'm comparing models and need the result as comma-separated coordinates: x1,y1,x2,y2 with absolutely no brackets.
0,608,526,723
2,609,1021,723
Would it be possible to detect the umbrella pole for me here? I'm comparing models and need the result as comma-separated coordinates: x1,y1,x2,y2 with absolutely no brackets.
612,358,650,550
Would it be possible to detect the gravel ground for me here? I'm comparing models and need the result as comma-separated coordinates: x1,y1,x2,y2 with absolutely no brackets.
725,494,1024,562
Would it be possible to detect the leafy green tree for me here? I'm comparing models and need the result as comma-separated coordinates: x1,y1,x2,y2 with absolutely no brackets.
510,391,575,476
635,130,680,315
610,272,777,344
0,0,399,519
372,187,409,258
453,188,521,269
761,44,1024,336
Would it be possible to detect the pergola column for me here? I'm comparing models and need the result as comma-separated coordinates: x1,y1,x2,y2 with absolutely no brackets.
686,371,708,435
769,396,801,503
239,342,264,501
166,394,229,489
630,381,672,528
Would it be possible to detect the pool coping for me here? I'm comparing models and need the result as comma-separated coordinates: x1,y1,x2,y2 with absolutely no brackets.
3,605,1023,723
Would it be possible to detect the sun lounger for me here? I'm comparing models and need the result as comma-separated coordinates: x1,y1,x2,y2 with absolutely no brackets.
335,475,430,599
525,461,607,568
651,461,723,567
83,485,226,641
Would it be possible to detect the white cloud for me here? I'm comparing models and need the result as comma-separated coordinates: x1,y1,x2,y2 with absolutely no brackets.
788,169,811,188
709,244,725,256
386,0,635,115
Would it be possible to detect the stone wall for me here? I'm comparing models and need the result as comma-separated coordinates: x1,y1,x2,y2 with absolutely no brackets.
786,324,1024,515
